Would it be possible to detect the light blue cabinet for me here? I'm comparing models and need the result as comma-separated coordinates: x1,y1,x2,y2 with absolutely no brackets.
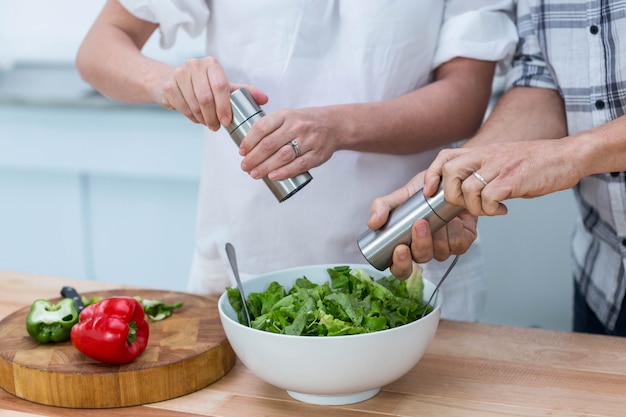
0,170,87,279
0,67,205,290
87,176,199,290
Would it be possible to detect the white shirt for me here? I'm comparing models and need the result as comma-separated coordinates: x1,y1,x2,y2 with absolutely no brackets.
120,0,517,321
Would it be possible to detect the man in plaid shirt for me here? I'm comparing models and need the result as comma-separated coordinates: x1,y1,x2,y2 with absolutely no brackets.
370,0,626,336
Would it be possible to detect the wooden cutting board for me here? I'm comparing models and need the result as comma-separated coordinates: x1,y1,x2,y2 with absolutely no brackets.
0,289,236,408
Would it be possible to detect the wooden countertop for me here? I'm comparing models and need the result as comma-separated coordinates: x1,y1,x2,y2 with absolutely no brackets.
0,269,624,416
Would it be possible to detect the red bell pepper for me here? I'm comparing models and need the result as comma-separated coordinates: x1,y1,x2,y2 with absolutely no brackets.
70,296,149,364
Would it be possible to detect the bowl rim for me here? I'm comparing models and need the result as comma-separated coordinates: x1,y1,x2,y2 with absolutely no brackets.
218,263,442,339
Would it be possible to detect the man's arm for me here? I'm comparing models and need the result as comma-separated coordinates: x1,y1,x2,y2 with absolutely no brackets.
469,86,567,146
423,82,626,216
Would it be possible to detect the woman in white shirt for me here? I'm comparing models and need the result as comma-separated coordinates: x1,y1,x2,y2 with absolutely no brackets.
77,0,517,321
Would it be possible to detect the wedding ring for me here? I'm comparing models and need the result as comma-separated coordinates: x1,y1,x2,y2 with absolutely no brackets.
472,171,488,186
290,140,301,158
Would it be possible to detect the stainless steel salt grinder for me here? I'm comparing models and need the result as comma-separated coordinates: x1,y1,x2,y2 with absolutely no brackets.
225,88,313,202
357,185,464,271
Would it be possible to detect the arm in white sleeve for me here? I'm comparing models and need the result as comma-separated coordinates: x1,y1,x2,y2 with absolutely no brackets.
434,0,518,71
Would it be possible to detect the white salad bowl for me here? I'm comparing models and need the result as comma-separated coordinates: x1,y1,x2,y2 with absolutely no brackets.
217,263,442,406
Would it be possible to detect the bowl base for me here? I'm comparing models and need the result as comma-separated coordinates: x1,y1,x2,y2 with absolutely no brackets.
287,388,380,405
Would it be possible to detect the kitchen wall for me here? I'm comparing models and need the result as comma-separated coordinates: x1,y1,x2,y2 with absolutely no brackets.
0,1,579,331
0,1,204,67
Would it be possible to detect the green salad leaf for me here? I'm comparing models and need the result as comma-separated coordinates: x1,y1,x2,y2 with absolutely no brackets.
226,265,433,336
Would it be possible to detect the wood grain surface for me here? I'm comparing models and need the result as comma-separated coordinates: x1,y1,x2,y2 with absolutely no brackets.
0,288,236,408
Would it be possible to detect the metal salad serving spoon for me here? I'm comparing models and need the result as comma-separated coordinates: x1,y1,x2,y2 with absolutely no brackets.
225,242,252,327
420,254,460,319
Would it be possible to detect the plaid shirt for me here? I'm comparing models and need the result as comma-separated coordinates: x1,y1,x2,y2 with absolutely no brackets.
506,0,626,331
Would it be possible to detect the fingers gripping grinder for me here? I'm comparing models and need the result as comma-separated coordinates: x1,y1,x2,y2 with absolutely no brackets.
357,186,464,271
225,88,313,202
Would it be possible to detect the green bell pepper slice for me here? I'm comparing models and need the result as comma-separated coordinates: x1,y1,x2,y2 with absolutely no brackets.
26,298,79,344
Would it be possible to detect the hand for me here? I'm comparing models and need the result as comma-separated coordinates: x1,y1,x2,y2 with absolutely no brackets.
238,107,339,180
423,139,581,216
151,57,268,131
368,173,478,279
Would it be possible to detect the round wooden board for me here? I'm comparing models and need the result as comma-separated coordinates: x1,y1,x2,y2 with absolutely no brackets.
0,289,236,408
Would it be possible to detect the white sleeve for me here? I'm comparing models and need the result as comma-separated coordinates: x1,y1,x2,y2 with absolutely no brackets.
433,0,518,71
118,0,209,49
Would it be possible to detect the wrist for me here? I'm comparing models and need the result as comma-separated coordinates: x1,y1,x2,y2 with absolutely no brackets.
566,131,601,179
142,63,173,104
318,104,358,151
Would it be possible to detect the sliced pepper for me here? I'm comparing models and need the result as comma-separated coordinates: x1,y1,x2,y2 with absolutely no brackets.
134,296,183,321
26,298,79,344
70,296,149,364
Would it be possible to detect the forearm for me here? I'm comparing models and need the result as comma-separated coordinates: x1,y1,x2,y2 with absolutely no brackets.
76,1,171,103
327,58,497,154
468,86,567,146
574,115,626,177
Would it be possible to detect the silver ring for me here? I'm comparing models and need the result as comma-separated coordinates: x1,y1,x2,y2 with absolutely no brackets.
290,140,301,158
472,171,488,186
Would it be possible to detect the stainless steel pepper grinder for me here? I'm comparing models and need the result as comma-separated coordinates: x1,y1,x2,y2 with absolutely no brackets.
225,88,313,202
357,185,464,271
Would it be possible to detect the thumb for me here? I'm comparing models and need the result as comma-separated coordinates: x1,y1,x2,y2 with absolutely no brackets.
367,187,412,230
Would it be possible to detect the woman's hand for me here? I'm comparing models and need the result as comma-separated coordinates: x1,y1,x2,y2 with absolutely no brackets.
237,106,341,179
152,57,268,131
